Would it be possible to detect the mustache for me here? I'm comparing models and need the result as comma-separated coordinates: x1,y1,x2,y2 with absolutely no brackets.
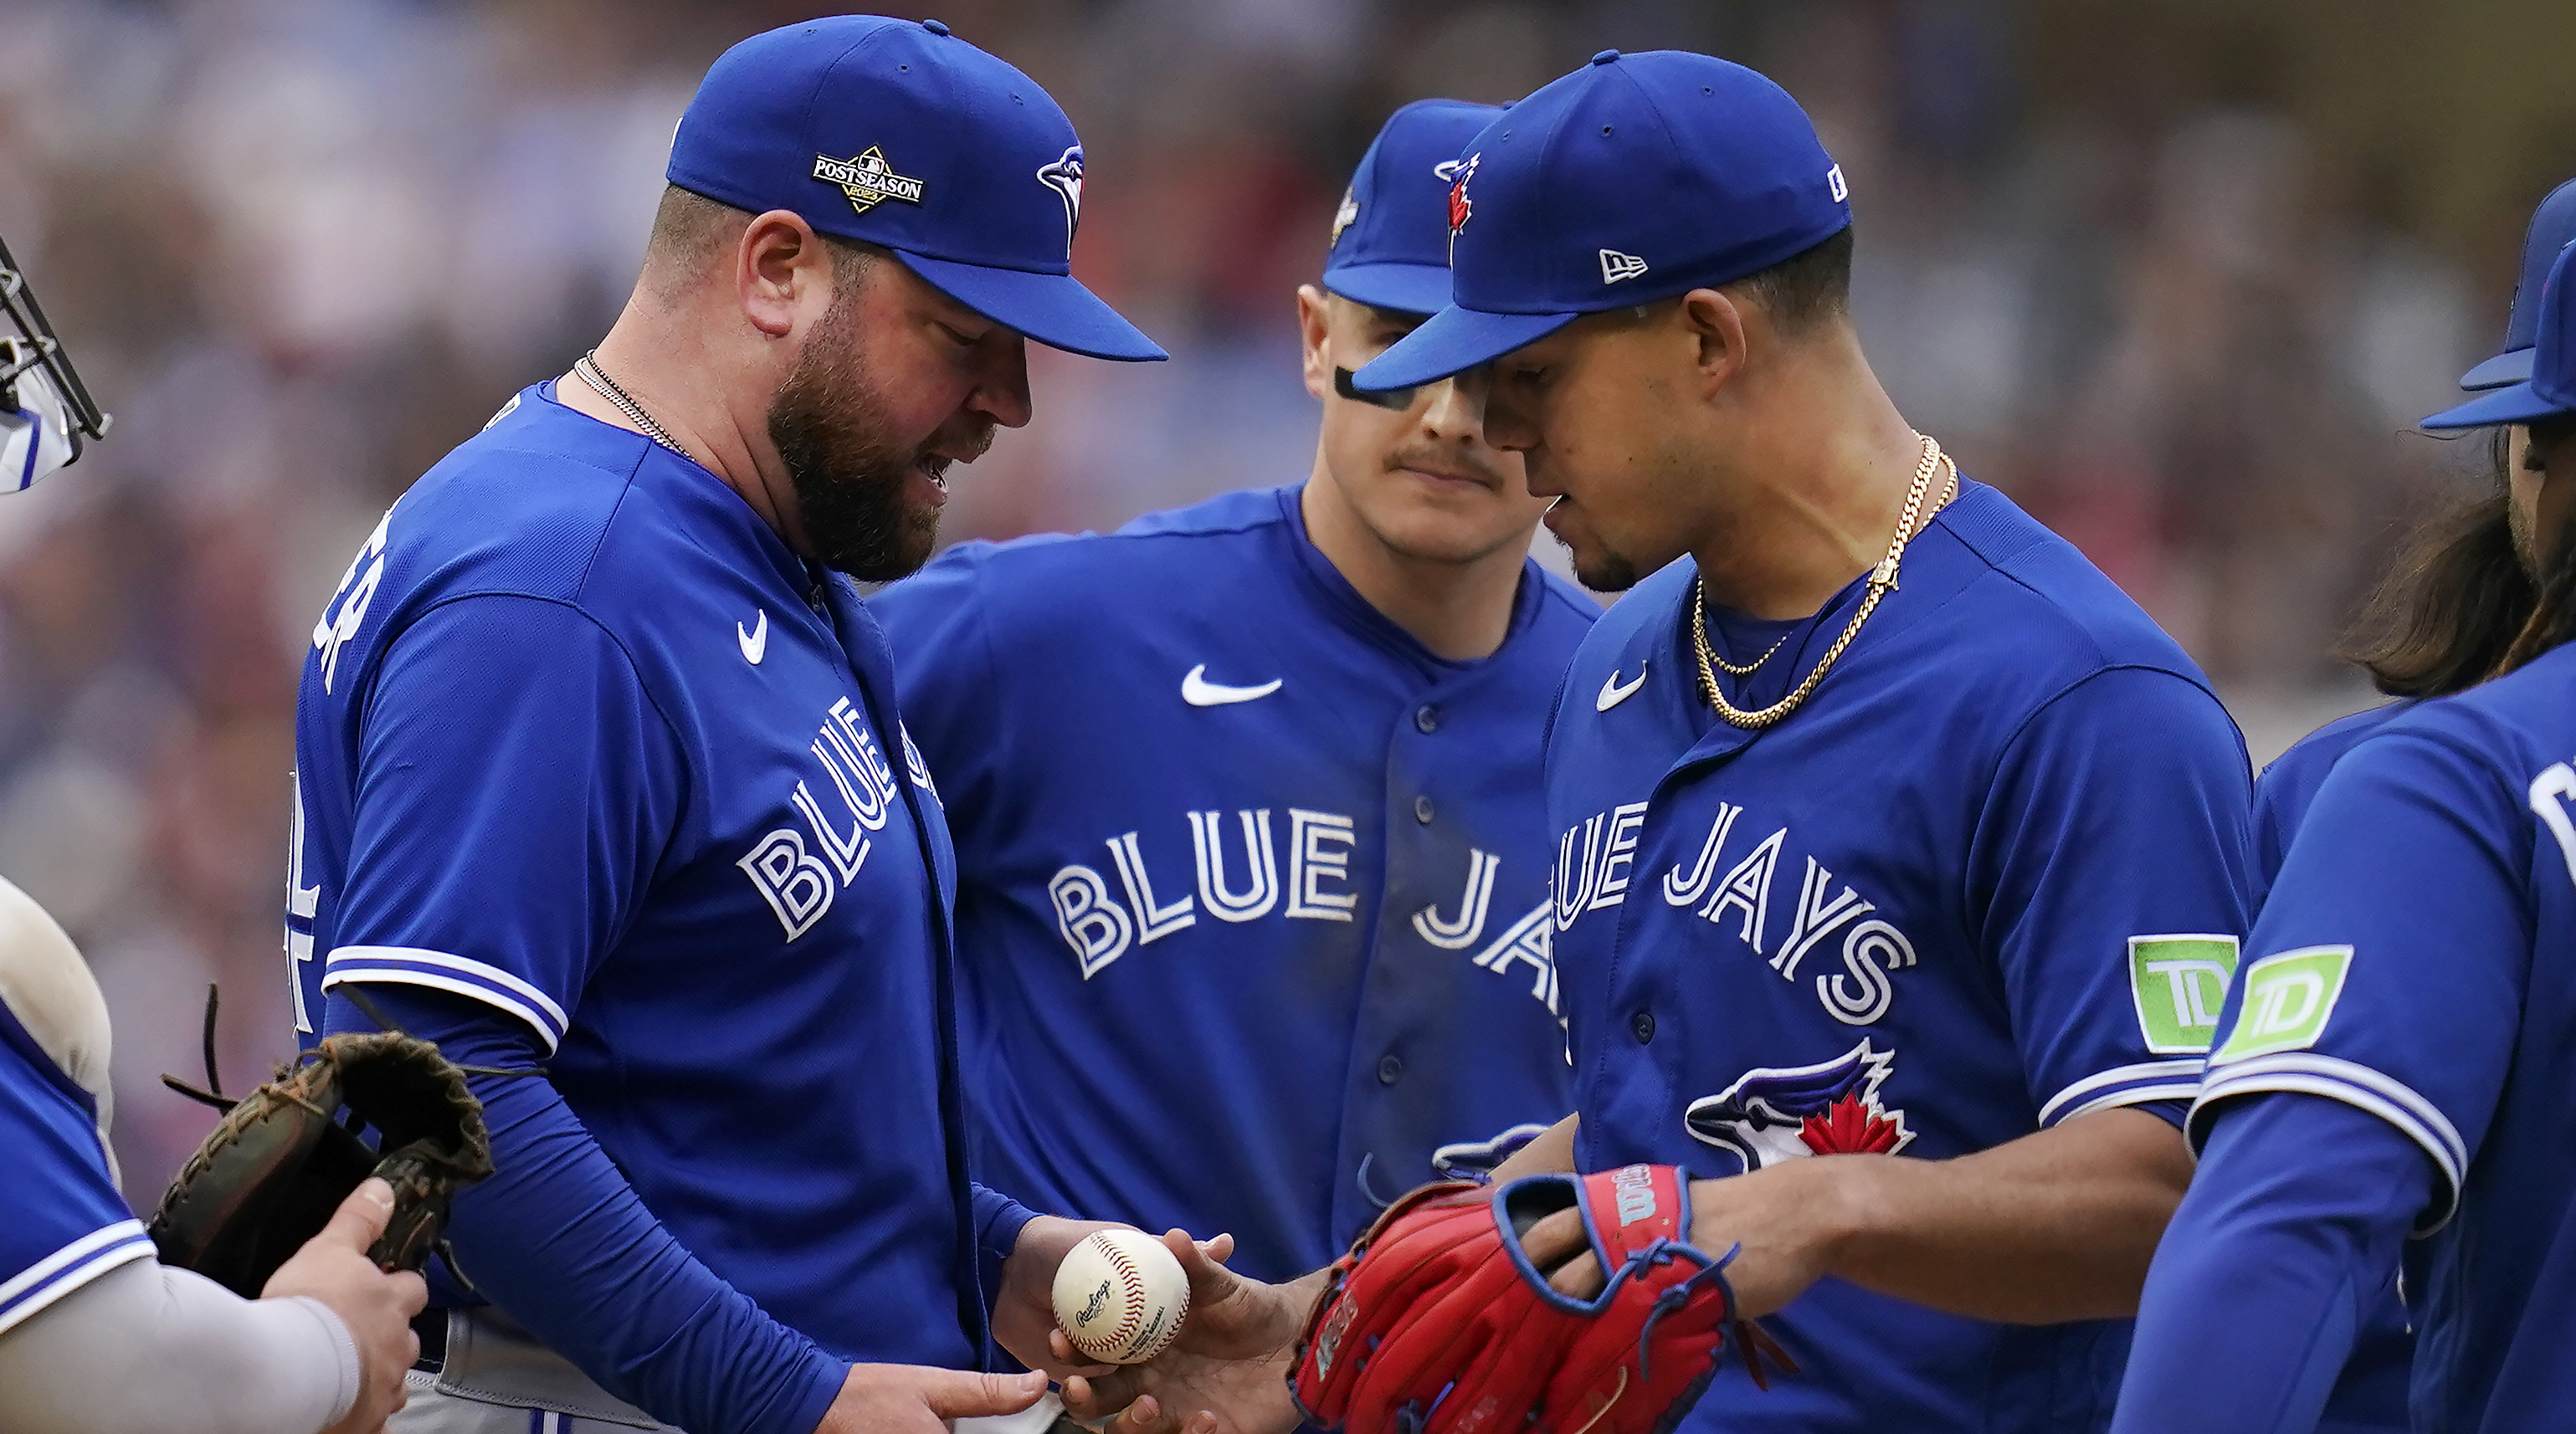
920,420,997,475
1382,443,1504,485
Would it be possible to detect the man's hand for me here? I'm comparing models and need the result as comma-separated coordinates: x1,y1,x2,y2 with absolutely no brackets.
1520,1158,1849,1317
1520,1110,2192,1325
1053,1231,1320,1434
261,1178,431,1434
814,1365,1047,1434
991,1214,1120,1375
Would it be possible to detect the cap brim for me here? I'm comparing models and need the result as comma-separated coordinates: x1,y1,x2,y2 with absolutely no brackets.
1349,305,1582,391
1321,262,1454,319
894,251,1167,362
2459,346,2535,392
2421,379,2570,430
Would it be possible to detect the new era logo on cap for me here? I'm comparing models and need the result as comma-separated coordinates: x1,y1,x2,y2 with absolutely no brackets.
1599,248,1648,284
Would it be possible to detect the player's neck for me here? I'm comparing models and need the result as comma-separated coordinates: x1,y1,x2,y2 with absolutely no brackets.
1299,470,1527,663
1688,347,1929,622
559,303,808,552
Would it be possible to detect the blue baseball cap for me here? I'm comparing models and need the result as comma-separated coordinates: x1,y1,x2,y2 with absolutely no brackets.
1321,100,1505,317
667,16,1163,362
1352,49,1850,392
2423,240,2576,430
2461,179,2576,391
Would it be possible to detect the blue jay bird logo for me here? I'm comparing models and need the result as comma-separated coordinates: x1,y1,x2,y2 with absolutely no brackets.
1037,146,1084,249
1684,1040,1913,1174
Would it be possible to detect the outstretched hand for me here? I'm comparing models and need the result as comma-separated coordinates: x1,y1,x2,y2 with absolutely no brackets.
263,1178,429,1434
1054,1230,1320,1434
1518,1165,1838,1318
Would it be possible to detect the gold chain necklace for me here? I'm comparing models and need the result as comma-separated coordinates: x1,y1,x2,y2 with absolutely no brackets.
1705,631,1789,678
1691,433,1957,730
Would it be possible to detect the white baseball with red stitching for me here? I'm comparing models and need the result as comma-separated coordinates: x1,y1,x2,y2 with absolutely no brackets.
1051,1227,1189,1365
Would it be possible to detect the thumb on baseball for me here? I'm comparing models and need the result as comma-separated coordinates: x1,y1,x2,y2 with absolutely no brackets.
916,1366,1049,1419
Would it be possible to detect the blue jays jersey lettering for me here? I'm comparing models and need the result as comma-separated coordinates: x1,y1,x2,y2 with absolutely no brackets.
1547,480,2255,1433
0,1002,151,1336
871,485,1593,1283
2189,644,2576,1433
285,382,982,1367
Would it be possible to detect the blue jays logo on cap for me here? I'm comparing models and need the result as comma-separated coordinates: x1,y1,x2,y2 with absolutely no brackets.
666,16,1162,362
812,146,926,215
1353,50,1851,391
1036,146,1083,246
1445,153,1478,259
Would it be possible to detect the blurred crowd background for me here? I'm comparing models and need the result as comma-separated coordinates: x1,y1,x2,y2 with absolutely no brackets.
3,0,2573,1201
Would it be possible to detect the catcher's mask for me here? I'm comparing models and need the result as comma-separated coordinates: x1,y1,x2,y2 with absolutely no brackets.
0,232,110,492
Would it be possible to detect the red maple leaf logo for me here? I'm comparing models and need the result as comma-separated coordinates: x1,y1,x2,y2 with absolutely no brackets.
1446,155,1477,240
1798,1093,1907,1155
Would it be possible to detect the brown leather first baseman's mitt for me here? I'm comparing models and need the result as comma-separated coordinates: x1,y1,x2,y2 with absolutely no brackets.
1291,1165,1791,1434
148,1030,495,1297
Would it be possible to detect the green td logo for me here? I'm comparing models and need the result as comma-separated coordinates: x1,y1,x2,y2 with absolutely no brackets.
2212,945,2354,1064
2127,935,2240,1053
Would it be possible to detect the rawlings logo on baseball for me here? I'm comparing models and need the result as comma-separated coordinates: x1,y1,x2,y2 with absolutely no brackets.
1052,1227,1190,1365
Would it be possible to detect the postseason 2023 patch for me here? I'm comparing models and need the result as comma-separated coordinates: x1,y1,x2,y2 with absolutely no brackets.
813,147,925,217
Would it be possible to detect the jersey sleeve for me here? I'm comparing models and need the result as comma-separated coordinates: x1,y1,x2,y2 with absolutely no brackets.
2190,726,2533,1231
0,1010,151,1336
1970,665,2257,1129
869,546,1008,848
321,595,685,1053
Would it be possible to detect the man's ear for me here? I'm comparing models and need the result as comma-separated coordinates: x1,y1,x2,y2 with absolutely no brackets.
1296,284,1334,402
738,210,834,340
1675,288,1750,399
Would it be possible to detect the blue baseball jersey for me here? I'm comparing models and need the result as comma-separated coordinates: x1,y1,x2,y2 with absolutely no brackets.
0,1003,150,1336
1546,480,2255,1432
286,382,983,1368
870,485,1593,1283
2254,702,2412,900
2189,642,2576,1433
2250,702,2420,1433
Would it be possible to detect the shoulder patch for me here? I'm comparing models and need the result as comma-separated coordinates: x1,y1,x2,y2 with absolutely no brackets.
2211,945,2353,1065
2127,934,2239,1054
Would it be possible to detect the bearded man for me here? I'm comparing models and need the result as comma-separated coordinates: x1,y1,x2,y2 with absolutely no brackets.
284,18,1173,1434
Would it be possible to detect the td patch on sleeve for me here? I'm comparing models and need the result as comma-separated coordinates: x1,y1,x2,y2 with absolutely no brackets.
2127,935,2240,1054
2211,945,2354,1064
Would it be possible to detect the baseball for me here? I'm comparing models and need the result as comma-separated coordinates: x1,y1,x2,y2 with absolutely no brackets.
1052,1227,1190,1365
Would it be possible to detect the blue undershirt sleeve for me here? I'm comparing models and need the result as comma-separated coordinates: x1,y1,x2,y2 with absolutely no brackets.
971,1184,1040,1314
327,985,847,1434
2111,1091,2431,1434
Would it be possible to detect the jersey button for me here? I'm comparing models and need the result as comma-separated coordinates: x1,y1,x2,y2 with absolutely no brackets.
1377,1053,1403,1084
1413,795,1435,824
1630,1011,1655,1044
1414,704,1439,733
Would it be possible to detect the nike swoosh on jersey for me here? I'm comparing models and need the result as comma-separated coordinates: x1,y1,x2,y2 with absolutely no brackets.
738,610,768,665
1597,663,1647,711
1181,663,1283,706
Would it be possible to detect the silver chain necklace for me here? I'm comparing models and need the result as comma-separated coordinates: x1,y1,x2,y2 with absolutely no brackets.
573,351,690,461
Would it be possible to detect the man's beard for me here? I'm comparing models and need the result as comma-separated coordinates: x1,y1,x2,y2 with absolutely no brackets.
767,305,947,581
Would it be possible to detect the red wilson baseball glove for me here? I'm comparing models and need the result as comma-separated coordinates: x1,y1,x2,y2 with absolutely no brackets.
1290,1165,1790,1434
